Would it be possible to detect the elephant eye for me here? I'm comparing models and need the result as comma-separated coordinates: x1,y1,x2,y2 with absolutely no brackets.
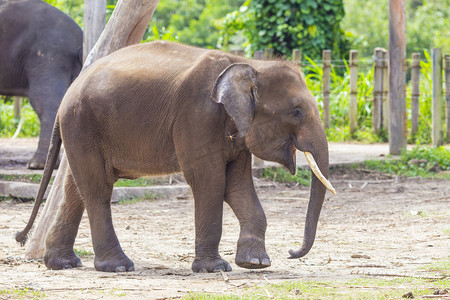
292,108,303,120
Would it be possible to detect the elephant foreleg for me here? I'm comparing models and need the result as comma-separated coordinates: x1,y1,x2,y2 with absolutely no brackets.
180,155,231,273
225,151,270,269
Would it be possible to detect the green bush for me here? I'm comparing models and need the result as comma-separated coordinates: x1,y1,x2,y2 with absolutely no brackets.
363,146,450,179
219,0,352,59
261,167,311,186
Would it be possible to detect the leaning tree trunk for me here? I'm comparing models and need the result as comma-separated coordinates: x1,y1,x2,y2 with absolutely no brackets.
24,0,159,259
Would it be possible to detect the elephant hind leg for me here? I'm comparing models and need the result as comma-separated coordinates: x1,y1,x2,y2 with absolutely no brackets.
44,169,84,270
67,152,134,272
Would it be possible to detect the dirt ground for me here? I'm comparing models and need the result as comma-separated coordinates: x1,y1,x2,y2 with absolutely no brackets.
0,163,449,299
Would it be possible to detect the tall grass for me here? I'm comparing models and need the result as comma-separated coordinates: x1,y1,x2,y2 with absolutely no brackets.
301,50,436,144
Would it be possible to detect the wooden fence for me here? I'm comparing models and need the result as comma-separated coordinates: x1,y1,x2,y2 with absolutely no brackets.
231,48,450,147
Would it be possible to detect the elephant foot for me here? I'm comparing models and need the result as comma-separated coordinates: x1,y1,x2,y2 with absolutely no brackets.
27,152,60,169
192,256,232,273
94,251,135,272
235,235,271,269
44,249,82,270
27,154,46,170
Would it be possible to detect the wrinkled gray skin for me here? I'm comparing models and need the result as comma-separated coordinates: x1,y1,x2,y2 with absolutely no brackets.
17,41,329,273
0,0,82,169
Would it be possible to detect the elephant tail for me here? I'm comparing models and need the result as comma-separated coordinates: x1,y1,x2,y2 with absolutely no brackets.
15,117,62,246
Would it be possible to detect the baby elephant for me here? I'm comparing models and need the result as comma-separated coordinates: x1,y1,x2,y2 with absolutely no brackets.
17,41,335,273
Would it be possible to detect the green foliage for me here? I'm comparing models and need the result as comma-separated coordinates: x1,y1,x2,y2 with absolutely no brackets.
342,0,450,57
0,97,40,138
74,248,94,257
363,146,450,179
43,0,84,27
220,0,352,59
144,0,244,48
302,56,376,137
261,167,311,186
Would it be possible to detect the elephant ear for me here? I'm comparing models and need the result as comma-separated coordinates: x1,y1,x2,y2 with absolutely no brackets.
212,63,258,137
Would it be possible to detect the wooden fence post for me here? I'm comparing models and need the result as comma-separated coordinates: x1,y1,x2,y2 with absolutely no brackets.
444,54,450,142
322,50,331,129
410,53,421,137
83,0,106,62
388,0,407,155
292,49,302,66
431,48,443,147
381,49,389,131
373,48,384,134
349,50,358,135
13,96,21,120
230,49,245,57
264,48,273,60
254,50,264,61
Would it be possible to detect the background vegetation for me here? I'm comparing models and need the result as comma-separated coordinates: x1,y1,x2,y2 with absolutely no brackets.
1,0,449,146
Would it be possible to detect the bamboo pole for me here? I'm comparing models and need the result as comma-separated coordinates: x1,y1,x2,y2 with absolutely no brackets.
349,50,358,135
388,0,407,155
444,55,450,142
381,49,389,131
431,48,443,147
410,53,421,137
322,50,331,129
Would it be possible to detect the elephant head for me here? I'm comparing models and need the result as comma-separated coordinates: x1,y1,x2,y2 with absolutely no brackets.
212,62,336,258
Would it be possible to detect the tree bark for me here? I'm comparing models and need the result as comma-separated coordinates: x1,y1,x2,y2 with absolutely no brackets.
25,0,159,259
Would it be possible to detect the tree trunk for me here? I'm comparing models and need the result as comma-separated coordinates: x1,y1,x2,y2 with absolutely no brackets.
25,0,159,259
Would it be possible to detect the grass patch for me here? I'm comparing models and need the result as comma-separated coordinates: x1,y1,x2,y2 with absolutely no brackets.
114,178,156,187
261,167,311,186
0,173,45,184
74,248,93,257
421,260,450,273
183,277,450,299
0,288,45,298
363,146,450,179
117,193,160,205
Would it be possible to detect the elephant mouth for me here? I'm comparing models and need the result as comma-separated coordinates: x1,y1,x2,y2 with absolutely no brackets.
290,140,336,195
284,143,297,175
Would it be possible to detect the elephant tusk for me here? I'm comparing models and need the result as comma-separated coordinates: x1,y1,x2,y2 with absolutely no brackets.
304,151,336,195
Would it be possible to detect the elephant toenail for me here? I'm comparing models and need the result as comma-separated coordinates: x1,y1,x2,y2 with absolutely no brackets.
250,258,259,264
213,265,225,272
128,265,135,272
225,264,232,272
63,264,73,269
115,266,126,272
199,268,208,273
262,258,271,266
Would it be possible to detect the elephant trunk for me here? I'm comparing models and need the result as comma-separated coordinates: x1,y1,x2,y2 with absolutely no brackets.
289,130,332,259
